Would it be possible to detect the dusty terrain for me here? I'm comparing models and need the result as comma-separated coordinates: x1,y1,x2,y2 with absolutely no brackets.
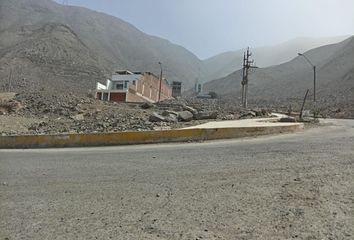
0,91,273,136
1,119,353,239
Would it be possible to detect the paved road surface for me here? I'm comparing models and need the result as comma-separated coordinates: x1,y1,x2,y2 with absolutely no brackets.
1,119,353,239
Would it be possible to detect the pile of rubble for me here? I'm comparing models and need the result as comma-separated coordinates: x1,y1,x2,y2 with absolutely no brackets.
0,91,271,136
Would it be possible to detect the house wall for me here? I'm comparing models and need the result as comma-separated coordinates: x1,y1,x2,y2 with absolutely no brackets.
110,92,126,102
95,71,172,103
126,89,149,103
96,82,107,90
128,73,172,102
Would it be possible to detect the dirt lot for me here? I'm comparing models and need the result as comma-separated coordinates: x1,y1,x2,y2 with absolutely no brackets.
0,119,353,239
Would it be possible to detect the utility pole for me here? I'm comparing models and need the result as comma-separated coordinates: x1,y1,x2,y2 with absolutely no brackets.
241,47,257,109
158,62,163,102
241,53,246,105
298,53,316,102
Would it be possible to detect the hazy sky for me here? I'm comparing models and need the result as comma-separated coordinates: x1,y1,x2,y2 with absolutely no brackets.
55,0,354,59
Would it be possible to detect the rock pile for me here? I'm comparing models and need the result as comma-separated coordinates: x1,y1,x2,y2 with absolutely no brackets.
0,91,272,136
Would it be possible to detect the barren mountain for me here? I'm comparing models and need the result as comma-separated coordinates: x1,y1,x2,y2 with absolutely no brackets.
0,0,351,101
0,23,105,94
203,36,354,115
0,0,204,93
203,36,349,82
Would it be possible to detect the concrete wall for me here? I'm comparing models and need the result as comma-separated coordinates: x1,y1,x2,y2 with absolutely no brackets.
96,82,107,90
0,124,303,149
126,88,150,103
129,73,172,102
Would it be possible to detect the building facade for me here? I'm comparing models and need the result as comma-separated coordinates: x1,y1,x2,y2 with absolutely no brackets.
171,81,182,98
95,70,172,103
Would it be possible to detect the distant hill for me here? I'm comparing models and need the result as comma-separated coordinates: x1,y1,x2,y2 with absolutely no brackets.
203,36,354,110
203,36,349,82
0,0,204,93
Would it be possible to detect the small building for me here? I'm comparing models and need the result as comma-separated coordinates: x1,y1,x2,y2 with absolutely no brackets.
171,81,182,98
95,70,172,103
195,82,203,94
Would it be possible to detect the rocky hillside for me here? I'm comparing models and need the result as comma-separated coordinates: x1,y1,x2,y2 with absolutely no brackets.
203,36,354,116
203,36,349,82
0,0,204,93
0,23,105,94
0,0,351,97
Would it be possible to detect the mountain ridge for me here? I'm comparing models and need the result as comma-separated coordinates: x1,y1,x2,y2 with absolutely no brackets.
0,0,351,97
203,36,354,110
0,0,204,92
203,35,350,82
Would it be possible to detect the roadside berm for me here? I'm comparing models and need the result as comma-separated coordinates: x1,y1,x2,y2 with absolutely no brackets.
0,115,303,149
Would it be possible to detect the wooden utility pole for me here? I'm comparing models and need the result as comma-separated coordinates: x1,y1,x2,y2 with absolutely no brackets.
241,47,257,109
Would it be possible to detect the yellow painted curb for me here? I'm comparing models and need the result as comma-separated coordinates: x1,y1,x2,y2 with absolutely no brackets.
0,124,303,149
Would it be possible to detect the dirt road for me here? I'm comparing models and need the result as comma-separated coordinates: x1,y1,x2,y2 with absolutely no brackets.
1,119,353,239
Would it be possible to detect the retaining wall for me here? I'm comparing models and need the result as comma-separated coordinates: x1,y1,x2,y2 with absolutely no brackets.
0,123,303,149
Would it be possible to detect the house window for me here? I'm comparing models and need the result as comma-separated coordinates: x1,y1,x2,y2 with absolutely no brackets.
115,83,124,90
132,80,136,85
124,81,129,89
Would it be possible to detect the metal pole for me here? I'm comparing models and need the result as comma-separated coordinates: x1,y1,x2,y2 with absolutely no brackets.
313,66,316,102
158,62,163,102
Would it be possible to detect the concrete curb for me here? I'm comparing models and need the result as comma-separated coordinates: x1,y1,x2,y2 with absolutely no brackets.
0,123,304,149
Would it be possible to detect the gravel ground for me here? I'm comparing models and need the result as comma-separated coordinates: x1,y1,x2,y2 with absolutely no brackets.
0,119,353,239
0,91,270,136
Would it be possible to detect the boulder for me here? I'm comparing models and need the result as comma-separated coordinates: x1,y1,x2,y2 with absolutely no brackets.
161,110,179,117
195,111,218,120
240,110,256,119
223,114,235,120
141,102,154,109
178,111,194,122
149,112,166,122
251,109,263,117
164,114,178,123
182,105,198,116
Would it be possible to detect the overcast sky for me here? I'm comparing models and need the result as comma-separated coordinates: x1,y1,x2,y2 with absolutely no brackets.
55,0,354,59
